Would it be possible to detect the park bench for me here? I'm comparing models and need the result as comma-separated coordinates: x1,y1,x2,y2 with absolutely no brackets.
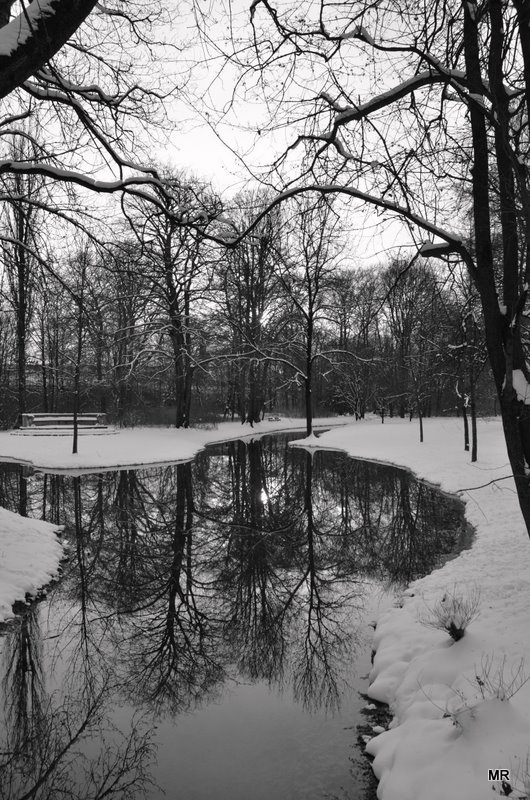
21,412,107,430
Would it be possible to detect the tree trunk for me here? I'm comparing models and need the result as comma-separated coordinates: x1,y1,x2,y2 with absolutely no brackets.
500,396,530,532
461,2,530,531
304,374,313,436
470,397,478,464
15,209,28,425
305,324,313,436
72,262,86,455
462,403,470,452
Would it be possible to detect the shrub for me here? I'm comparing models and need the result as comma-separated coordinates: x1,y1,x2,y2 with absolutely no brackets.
443,655,528,733
419,585,480,641
472,654,528,702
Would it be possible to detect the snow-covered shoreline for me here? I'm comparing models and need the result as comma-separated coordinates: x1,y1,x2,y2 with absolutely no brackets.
0,509,63,624
0,417,347,474
301,416,530,800
1,414,528,800
0,417,347,623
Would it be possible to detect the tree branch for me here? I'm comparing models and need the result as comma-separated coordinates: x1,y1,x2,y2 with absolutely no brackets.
0,0,99,100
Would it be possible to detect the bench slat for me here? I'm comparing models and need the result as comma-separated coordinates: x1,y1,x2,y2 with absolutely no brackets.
21,412,107,428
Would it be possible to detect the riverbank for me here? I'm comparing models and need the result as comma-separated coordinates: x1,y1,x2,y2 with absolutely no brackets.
1,414,528,800
0,416,347,473
0,416,347,622
296,416,530,800
0,508,63,624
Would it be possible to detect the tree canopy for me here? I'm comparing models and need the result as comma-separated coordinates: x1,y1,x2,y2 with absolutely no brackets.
1,0,530,535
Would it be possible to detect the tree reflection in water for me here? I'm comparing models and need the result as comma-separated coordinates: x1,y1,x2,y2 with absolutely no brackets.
0,433,468,798
0,608,157,800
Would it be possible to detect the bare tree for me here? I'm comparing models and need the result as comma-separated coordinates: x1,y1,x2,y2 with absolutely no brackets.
273,197,345,435
0,2,185,216
124,175,221,428
205,0,530,536
217,191,282,424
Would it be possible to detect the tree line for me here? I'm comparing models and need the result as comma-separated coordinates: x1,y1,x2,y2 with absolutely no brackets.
0,184,492,440
1,1,530,533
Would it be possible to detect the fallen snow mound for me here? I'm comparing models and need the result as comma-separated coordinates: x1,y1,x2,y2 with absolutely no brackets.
0,508,63,623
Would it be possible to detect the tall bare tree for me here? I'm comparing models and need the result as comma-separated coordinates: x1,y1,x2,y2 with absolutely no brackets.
207,0,530,536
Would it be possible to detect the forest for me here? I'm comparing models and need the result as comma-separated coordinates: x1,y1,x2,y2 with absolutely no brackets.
0,184,492,437
0,1,529,521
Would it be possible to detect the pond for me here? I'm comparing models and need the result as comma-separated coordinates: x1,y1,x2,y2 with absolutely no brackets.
0,432,470,800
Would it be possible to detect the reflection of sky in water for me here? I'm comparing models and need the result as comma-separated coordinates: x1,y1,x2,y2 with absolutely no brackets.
0,433,468,800
84,618,378,800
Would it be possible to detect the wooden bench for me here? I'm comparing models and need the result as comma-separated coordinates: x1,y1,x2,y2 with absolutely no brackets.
21,412,107,430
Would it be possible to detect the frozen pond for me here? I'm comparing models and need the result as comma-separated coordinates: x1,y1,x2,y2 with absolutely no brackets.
0,432,469,800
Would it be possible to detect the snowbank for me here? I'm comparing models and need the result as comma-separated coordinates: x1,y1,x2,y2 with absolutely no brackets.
0,417,342,624
0,417,345,474
297,416,530,800
1,413,528,798
0,508,63,623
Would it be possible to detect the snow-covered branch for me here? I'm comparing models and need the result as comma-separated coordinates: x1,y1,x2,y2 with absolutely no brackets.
0,0,99,100
0,160,174,211
226,183,468,256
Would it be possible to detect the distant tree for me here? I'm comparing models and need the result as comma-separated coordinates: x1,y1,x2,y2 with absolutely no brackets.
273,198,344,436
218,192,282,424
0,136,46,424
327,269,381,418
125,175,221,428
88,241,159,426
217,0,530,536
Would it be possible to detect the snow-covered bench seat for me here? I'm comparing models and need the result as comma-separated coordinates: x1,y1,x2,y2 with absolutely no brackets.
21,412,107,430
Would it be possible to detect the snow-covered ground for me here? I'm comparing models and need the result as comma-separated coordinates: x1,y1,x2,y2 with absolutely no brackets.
1,414,529,799
297,416,530,800
0,417,345,624
0,508,63,624
1,416,345,473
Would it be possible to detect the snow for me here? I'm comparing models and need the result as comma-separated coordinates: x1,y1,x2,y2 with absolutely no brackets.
419,240,456,257
341,25,375,45
0,0,58,57
1,413,530,799
291,432,322,446
0,507,63,624
290,416,530,800
468,92,488,108
0,417,346,473
0,160,165,199
512,369,530,404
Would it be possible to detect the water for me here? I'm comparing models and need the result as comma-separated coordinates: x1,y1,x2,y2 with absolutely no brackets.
0,433,469,800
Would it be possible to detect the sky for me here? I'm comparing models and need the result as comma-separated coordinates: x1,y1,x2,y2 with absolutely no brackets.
0,2,448,274
150,1,436,265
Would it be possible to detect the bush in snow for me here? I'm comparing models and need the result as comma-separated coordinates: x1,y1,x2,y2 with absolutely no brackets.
472,654,528,702
444,654,529,734
419,585,480,641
